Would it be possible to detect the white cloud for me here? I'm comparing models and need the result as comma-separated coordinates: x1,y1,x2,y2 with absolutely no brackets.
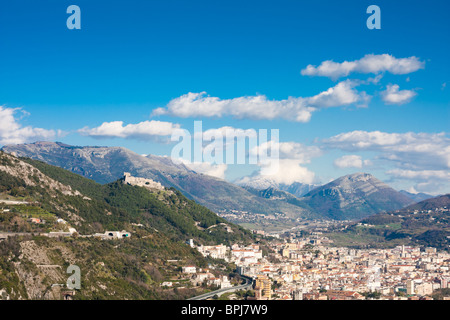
324,131,450,170
152,80,368,122
387,169,450,180
175,158,228,179
153,92,315,122
253,141,322,162
0,106,56,145
257,159,316,185
324,130,450,194
334,155,372,169
386,169,450,193
301,54,425,80
78,120,181,140
243,141,322,185
409,182,444,194
307,80,369,108
381,84,417,105
366,74,383,85
199,126,258,141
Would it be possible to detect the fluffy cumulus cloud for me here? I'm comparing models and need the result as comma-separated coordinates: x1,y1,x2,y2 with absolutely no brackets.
243,141,322,185
386,169,450,193
78,120,181,140
175,158,228,179
307,80,370,108
386,169,450,181
152,80,368,122
151,54,424,122
324,131,450,170
199,126,258,141
381,84,417,105
170,125,283,180
264,141,322,163
301,54,425,80
334,155,372,169
258,159,316,185
324,130,450,193
174,128,322,184
0,106,56,145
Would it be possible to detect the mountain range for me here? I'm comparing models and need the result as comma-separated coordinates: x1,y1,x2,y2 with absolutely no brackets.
399,190,434,203
236,177,317,197
297,173,416,220
1,141,310,218
243,173,416,220
2,142,423,221
0,148,448,300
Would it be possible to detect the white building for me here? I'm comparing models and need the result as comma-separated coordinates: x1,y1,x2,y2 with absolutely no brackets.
198,244,228,260
182,266,197,274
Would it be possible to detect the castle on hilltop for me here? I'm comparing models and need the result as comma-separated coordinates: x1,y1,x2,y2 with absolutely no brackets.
123,172,164,191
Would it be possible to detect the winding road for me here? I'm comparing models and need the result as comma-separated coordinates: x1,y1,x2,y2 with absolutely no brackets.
187,275,253,300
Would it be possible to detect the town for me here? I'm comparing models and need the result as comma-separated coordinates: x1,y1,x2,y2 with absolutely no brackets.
182,233,450,300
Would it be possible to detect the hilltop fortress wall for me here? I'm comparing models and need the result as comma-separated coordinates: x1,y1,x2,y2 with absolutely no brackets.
123,172,164,191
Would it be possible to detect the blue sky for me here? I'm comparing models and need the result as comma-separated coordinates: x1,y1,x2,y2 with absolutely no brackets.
0,0,449,194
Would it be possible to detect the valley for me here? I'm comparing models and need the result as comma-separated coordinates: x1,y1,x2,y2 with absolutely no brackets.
0,146,448,300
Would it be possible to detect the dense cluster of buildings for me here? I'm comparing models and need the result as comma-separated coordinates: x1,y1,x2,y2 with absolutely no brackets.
250,238,449,300
217,210,287,224
186,235,450,300
195,242,263,265
176,264,233,289
180,241,264,290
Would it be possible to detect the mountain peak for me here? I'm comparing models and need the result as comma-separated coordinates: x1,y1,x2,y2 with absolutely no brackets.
236,177,318,198
1,141,310,217
340,172,375,181
301,172,414,220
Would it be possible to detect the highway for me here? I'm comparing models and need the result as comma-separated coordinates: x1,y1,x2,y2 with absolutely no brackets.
187,275,253,300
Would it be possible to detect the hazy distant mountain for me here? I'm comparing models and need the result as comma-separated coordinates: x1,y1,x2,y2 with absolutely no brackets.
237,177,317,198
299,173,415,220
397,193,450,213
237,185,317,220
399,190,434,203
239,172,415,221
236,177,280,190
242,186,308,209
3,143,418,222
279,182,318,198
1,142,309,217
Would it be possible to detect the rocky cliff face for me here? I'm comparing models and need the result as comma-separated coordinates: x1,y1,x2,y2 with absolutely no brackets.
0,151,83,197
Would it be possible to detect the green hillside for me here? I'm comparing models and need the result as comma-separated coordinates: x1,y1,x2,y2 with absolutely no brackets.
18,155,254,244
2,142,310,219
0,151,255,299
326,194,450,250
